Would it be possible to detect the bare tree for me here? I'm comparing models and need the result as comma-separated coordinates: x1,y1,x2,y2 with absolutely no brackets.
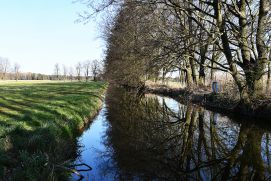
82,0,271,104
83,60,91,82
54,63,60,80
62,64,68,81
91,60,101,81
13,63,20,81
69,67,74,81
0,57,10,80
75,62,82,81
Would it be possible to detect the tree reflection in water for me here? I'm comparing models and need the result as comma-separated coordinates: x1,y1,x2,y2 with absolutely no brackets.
98,87,271,180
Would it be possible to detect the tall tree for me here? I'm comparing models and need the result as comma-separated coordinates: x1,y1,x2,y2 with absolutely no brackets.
69,67,74,81
54,63,60,80
13,63,20,81
62,64,68,81
91,60,101,81
75,62,82,81
0,57,10,80
83,60,91,81
82,0,271,104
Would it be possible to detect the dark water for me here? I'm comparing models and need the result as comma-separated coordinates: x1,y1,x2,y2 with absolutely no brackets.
72,87,271,181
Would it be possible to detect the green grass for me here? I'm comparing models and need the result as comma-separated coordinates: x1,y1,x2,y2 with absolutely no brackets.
0,81,107,180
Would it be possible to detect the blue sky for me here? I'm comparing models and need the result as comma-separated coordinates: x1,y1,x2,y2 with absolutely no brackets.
0,0,104,74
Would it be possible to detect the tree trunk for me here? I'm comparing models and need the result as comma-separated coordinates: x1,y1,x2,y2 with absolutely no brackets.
214,0,249,103
254,0,269,97
210,56,215,84
199,44,208,86
185,61,193,88
190,56,198,85
267,62,271,93
179,69,185,86
240,0,268,102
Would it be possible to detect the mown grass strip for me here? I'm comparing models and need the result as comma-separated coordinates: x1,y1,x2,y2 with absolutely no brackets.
0,81,107,180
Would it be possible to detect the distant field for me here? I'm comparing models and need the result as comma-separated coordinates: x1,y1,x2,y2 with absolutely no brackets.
0,81,107,180
0,80,76,84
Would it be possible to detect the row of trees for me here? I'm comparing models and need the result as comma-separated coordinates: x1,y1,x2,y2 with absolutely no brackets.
0,56,55,80
0,56,103,81
53,59,102,81
0,57,21,80
84,0,271,104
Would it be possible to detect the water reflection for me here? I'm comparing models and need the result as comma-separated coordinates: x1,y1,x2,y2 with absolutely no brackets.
74,87,271,180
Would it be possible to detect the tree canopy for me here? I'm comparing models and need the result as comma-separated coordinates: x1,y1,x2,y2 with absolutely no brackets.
84,0,271,103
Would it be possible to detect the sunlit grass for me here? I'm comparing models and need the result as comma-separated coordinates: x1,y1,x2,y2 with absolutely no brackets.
0,81,107,180
0,80,72,85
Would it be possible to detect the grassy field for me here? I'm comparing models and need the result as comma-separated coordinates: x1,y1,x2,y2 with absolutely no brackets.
0,81,107,180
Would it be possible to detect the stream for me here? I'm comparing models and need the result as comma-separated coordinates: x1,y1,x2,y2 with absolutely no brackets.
71,87,271,181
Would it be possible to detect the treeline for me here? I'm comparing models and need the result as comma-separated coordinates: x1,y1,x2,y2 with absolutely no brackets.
0,56,103,81
53,59,103,81
0,56,23,80
86,0,271,104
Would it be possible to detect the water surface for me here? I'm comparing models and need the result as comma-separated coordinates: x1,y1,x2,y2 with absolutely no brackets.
72,87,271,181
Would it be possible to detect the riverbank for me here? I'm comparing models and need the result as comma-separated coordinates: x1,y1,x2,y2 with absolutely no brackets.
0,81,107,180
145,84,271,120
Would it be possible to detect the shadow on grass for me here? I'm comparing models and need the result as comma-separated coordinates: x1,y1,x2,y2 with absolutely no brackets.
0,81,106,180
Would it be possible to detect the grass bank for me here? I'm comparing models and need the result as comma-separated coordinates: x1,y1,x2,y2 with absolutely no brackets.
0,81,107,180
145,84,271,120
